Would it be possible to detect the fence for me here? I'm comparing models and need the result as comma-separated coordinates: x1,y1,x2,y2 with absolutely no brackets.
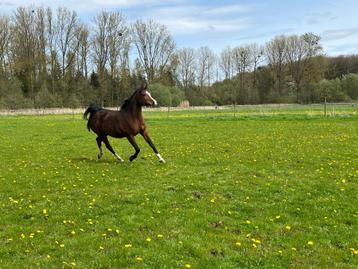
0,103,357,116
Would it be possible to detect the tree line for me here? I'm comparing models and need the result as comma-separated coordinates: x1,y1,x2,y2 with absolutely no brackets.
0,6,357,109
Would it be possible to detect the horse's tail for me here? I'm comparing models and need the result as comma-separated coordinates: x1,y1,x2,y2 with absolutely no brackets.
83,104,102,131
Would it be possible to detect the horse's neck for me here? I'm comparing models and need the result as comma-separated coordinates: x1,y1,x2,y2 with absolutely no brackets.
126,100,143,120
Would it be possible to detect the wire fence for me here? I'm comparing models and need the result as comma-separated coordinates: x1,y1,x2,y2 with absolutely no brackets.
0,103,357,117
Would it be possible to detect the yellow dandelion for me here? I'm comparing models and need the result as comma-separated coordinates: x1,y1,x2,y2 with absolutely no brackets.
20,233,25,239
307,241,314,246
235,242,241,246
157,234,164,238
146,237,152,242
278,250,283,254
60,244,65,248
246,220,251,224
291,247,297,251
124,244,132,248
185,264,191,268
285,225,291,230
135,257,143,261
70,231,76,235
99,246,104,250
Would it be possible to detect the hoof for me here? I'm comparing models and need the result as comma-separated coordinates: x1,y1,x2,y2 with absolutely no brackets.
159,158,166,164
117,158,124,162
97,154,103,159
129,155,136,162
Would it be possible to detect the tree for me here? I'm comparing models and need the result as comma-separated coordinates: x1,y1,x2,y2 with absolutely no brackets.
131,19,175,81
55,7,79,78
176,48,196,89
341,73,358,100
266,35,287,96
285,33,323,102
197,46,216,88
232,45,253,103
0,15,11,77
92,11,129,106
219,46,234,80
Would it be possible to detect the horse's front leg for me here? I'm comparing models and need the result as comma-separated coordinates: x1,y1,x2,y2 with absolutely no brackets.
127,135,140,162
140,130,165,163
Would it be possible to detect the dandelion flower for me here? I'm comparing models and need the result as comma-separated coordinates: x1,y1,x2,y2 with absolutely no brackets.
185,264,191,268
135,257,143,261
146,237,152,242
307,241,314,246
124,244,132,248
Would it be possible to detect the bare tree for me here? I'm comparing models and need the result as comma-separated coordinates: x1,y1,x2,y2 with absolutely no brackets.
55,7,79,77
0,15,11,75
220,46,234,80
131,19,175,81
34,7,47,82
285,33,322,102
233,45,253,103
11,7,37,98
249,43,264,88
177,47,196,88
92,11,129,105
266,35,287,95
197,46,216,88
75,24,90,78
107,12,129,79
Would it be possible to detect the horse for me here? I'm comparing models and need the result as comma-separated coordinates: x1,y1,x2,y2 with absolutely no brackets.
83,82,165,163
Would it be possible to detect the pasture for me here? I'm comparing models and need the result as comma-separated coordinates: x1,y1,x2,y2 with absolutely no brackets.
0,107,357,268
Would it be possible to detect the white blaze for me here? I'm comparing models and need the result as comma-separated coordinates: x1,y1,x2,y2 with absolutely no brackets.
145,91,157,106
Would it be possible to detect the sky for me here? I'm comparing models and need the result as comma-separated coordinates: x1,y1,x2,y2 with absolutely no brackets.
0,0,357,56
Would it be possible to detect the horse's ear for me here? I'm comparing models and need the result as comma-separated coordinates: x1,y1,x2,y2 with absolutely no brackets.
142,81,148,90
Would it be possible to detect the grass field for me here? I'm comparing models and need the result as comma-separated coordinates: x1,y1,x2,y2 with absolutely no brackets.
0,107,358,268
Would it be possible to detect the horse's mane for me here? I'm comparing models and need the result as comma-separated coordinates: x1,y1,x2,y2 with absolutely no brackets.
120,82,148,110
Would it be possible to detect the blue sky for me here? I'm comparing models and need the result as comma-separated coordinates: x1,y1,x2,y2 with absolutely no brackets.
1,0,357,55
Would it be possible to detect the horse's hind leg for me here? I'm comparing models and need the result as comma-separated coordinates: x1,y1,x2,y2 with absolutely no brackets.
103,136,124,162
127,135,140,162
96,136,104,159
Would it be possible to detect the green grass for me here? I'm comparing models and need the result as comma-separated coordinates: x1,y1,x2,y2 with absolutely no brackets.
0,108,358,268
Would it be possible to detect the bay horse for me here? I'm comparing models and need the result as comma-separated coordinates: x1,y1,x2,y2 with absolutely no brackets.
83,83,165,163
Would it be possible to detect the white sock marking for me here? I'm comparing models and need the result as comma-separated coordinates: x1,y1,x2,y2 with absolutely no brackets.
156,153,165,163
115,153,124,162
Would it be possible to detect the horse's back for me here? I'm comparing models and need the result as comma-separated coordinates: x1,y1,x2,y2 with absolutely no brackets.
89,109,128,138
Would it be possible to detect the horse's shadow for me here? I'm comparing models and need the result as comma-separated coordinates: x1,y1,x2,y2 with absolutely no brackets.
70,156,121,164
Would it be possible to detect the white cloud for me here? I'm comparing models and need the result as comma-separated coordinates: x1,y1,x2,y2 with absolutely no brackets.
321,27,358,41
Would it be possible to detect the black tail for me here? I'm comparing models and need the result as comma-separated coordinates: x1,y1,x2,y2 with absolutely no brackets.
83,104,102,131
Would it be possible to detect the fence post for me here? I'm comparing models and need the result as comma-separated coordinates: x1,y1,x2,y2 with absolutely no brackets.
324,97,327,117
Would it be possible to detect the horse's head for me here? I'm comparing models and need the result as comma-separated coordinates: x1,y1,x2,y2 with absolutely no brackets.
135,82,158,107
